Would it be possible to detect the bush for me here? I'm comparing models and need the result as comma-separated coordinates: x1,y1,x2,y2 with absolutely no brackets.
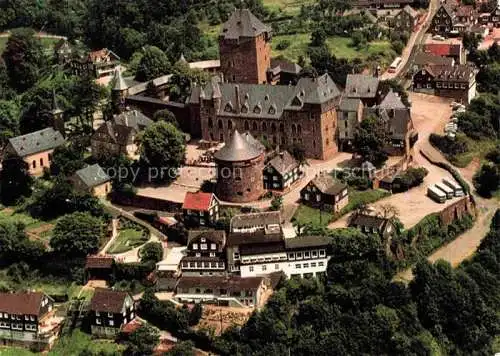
473,163,500,197
393,167,428,193
276,40,291,50
429,133,469,156
140,242,163,263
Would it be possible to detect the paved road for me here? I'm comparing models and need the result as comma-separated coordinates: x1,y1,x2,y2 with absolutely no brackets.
380,0,440,81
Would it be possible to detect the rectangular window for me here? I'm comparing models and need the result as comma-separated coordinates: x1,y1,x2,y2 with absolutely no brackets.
233,252,240,260
296,252,302,259
295,264,301,269
288,252,295,260
192,243,198,250
107,312,113,318
312,251,318,257
304,251,310,258
209,252,216,257
200,243,208,250
311,262,316,267
318,262,324,266
275,264,279,270
249,266,254,272
96,312,100,317
109,320,114,326
210,243,216,250
319,250,325,257
261,265,267,271
96,318,101,325
303,263,309,268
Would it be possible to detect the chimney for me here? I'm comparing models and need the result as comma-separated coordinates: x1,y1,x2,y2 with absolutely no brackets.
235,85,241,114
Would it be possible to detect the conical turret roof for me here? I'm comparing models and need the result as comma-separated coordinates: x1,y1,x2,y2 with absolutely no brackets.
214,130,262,162
112,68,128,91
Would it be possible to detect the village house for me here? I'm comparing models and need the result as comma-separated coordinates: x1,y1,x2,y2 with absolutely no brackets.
0,292,61,350
91,121,138,159
72,164,111,197
174,275,271,308
180,230,227,276
479,6,500,26
266,58,303,85
363,89,417,154
182,191,220,227
344,74,380,107
348,212,397,239
263,151,302,191
230,211,281,234
337,97,363,151
113,109,153,131
3,128,65,176
430,1,477,36
300,173,349,212
393,5,419,32
53,39,73,65
90,289,135,338
84,255,115,282
412,52,455,73
69,48,120,82
412,64,477,104
424,41,465,64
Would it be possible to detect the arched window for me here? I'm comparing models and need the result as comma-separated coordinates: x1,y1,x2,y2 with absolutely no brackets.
297,124,302,135
262,122,267,131
219,133,224,141
281,136,286,145
272,136,277,145
244,121,249,131
271,123,276,133
208,118,213,128
279,123,284,132
252,122,258,131
218,120,223,129
228,120,233,130
291,124,296,135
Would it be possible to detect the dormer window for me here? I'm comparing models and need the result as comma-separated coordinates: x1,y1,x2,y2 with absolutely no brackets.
268,105,276,115
224,102,233,112
291,96,302,106
264,94,269,101
241,103,249,113
253,104,262,114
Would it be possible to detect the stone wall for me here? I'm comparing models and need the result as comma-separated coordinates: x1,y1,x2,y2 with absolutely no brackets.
439,195,476,226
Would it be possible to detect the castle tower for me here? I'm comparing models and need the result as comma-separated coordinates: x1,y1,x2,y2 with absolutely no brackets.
219,8,272,84
214,130,265,203
50,89,65,136
111,68,128,113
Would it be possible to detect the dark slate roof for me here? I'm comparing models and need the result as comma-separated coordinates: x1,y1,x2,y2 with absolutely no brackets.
75,164,110,188
187,230,226,249
113,110,153,131
90,288,130,313
425,64,476,83
270,59,302,75
284,235,331,250
267,151,298,175
214,130,262,162
177,275,264,292
85,255,114,269
308,173,348,196
8,128,65,158
220,9,271,40
363,107,412,140
227,231,283,247
345,74,379,99
195,74,340,118
413,52,454,67
92,121,136,146
339,97,362,112
0,292,48,316
349,213,388,230
239,241,285,255
230,211,281,230
378,89,407,110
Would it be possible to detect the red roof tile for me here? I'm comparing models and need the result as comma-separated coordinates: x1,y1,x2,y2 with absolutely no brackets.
182,192,214,211
424,43,452,56
0,292,46,316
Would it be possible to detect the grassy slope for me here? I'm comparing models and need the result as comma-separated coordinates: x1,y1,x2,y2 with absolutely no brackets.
0,36,59,54
108,228,148,254
293,205,333,227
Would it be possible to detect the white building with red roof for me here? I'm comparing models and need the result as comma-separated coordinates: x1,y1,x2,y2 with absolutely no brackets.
182,191,220,227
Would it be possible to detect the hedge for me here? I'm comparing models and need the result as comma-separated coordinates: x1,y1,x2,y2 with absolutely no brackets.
419,149,470,194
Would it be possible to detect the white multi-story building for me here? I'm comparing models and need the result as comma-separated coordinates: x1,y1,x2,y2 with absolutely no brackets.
235,235,331,279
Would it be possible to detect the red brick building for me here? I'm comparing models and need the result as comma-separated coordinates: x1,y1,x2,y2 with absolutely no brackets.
214,130,265,202
190,74,341,160
219,9,272,84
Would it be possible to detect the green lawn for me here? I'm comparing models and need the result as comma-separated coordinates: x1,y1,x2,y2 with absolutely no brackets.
448,138,498,168
263,0,315,16
108,228,148,254
272,34,394,63
330,188,391,222
0,208,47,229
0,348,36,356
49,330,125,356
0,35,59,54
293,205,333,227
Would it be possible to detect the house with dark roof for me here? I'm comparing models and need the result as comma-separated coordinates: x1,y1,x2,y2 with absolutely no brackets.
90,289,135,337
412,64,477,103
180,230,227,276
192,74,342,161
349,213,396,239
430,1,478,36
300,173,349,212
263,151,303,191
363,89,417,154
267,58,303,85
345,74,380,106
3,128,65,176
337,96,363,151
0,291,58,350
72,164,111,197
393,5,419,32
91,121,138,159
412,52,455,72
85,255,115,282
230,211,282,234
113,109,153,131
182,191,220,227
175,275,271,308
